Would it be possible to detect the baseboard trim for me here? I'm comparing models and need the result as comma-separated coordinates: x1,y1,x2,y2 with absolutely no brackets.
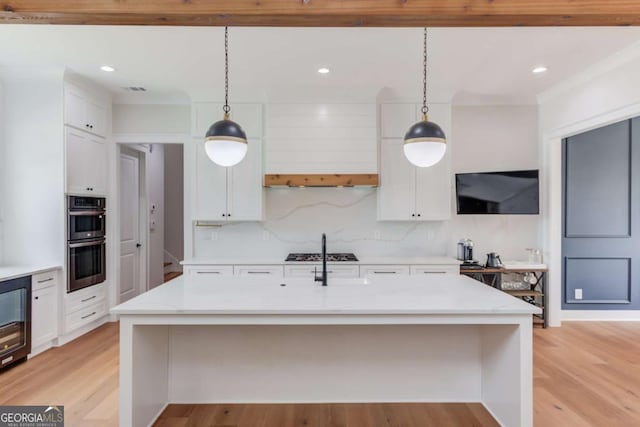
561,310,640,321
147,403,169,427
57,316,111,346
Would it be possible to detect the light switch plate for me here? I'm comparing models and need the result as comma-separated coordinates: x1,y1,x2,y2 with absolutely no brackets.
575,288,583,300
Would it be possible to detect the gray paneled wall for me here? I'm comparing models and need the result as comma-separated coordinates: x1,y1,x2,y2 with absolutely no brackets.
562,117,640,310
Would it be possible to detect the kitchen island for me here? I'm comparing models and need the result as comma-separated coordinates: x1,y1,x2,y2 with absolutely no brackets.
111,274,539,427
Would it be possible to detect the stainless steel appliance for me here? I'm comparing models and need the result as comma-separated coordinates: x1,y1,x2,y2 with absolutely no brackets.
285,253,358,262
68,196,106,241
68,196,107,293
485,252,503,268
0,276,31,370
457,238,474,262
68,239,106,293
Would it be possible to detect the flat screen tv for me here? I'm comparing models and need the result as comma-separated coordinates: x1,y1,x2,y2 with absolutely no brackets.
455,170,539,215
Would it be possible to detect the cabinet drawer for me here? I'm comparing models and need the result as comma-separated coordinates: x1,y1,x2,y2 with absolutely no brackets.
66,283,106,314
234,265,284,277
410,265,459,275
187,266,234,276
65,300,107,332
360,265,410,277
32,270,58,291
284,265,359,278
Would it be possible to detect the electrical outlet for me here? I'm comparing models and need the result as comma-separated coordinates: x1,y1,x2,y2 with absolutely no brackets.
211,230,219,241
575,288,583,300
374,230,381,240
262,230,270,241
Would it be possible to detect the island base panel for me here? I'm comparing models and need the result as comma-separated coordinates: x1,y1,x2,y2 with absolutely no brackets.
120,321,532,427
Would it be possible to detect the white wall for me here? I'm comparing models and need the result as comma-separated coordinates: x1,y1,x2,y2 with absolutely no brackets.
540,50,640,323
164,144,184,268
147,144,165,288
0,80,5,265
192,105,541,261
113,104,190,135
0,69,65,266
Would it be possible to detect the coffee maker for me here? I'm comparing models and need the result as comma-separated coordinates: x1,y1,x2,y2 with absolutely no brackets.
457,239,480,268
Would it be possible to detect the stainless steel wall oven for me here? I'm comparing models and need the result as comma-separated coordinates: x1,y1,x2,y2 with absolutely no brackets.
67,196,107,293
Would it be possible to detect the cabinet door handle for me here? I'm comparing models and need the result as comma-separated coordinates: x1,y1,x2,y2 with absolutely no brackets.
247,271,271,274
227,213,231,217
81,311,97,320
198,271,221,274
37,278,54,284
34,296,39,300
222,213,226,217
422,271,446,274
411,214,415,217
417,214,421,217
81,295,97,303
374,271,396,274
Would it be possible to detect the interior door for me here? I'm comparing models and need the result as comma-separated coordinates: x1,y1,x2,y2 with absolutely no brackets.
562,118,640,309
119,150,141,303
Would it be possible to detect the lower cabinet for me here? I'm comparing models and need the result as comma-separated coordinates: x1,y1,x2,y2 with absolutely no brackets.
284,265,360,278
64,283,107,334
31,270,59,353
234,265,284,277
360,265,410,277
410,265,459,275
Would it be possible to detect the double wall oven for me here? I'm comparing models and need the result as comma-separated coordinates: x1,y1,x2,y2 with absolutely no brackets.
68,196,106,293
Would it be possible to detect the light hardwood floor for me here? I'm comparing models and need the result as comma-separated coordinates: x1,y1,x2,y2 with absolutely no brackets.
1,322,639,427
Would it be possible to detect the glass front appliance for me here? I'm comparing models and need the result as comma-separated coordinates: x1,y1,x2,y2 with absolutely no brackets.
68,239,106,293
68,196,106,241
0,276,31,369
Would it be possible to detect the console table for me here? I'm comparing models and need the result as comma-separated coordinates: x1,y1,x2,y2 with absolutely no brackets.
460,266,548,328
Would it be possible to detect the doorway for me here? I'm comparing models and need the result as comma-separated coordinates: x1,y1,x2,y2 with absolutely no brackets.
117,143,184,303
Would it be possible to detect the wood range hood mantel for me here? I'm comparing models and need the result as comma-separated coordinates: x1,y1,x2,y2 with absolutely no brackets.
264,174,379,188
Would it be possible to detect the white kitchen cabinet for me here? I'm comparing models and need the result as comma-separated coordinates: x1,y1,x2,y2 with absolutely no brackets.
64,83,108,138
185,266,234,276
31,271,59,351
359,265,410,277
377,103,451,221
193,103,263,139
194,138,263,221
65,127,108,196
234,265,284,277
284,265,359,278
410,265,459,275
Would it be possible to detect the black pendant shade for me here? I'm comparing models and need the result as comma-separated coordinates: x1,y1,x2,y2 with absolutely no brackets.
205,119,248,143
404,119,446,143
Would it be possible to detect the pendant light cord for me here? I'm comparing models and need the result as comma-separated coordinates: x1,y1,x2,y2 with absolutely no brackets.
422,27,429,119
223,26,231,118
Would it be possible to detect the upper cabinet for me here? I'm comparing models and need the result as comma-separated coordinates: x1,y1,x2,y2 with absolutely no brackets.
65,127,108,196
194,138,264,222
64,83,108,138
193,103,263,139
377,103,452,221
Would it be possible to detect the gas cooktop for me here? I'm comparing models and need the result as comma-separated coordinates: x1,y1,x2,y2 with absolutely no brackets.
285,253,359,262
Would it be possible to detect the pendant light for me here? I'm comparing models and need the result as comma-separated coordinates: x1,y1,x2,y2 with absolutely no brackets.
403,28,446,168
204,27,248,167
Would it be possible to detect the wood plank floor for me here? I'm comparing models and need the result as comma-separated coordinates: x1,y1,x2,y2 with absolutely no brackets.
1,322,639,426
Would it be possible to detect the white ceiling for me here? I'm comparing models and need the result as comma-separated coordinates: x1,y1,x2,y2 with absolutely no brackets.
1,25,639,104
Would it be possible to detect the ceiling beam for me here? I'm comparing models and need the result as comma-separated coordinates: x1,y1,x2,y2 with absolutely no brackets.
1,0,640,27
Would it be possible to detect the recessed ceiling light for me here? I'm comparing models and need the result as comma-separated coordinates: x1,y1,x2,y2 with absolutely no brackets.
532,66,548,74
100,65,116,72
317,68,330,74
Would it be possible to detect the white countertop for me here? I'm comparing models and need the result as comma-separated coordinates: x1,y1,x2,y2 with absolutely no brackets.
111,274,540,316
0,265,61,282
181,257,462,266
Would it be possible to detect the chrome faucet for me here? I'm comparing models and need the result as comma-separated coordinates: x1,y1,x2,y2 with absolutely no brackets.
314,233,328,286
